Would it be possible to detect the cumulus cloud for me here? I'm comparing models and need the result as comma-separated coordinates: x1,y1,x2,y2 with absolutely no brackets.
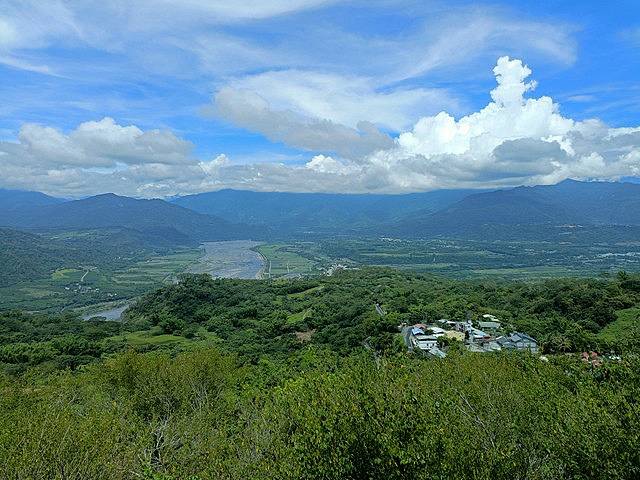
2,57,640,197
9,117,193,168
350,57,639,191
217,56,640,192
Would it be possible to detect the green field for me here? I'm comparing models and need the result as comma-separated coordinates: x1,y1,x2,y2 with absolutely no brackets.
0,248,201,312
599,307,640,344
302,238,640,281
112,250,201,287
106,328,189,347
256,244,320,277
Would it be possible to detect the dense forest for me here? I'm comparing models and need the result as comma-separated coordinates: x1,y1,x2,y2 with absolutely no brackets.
127,268,640,357
1,268,640,478
1,347,639,479
2,268,640,373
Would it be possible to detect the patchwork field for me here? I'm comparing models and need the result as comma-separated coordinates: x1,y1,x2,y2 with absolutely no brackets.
0,248,201,312
303,238,640,280
255,244,321,277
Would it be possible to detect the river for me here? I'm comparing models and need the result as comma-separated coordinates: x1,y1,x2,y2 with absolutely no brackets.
82,241,265,320
187,240,265,279
82,304,129,321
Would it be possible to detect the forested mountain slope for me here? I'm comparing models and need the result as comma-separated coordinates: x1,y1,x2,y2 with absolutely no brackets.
0,229,81,286
393,180,640,237
0,227,188,287
0,194,262,243
171,188,483,231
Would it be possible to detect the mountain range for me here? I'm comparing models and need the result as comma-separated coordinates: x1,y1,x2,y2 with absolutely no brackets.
170,188,483,234
2,180,640,242
392,179,640,238
0,192,260,245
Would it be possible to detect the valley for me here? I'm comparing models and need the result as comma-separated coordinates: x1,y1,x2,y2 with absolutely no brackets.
5,8,640,477
2,183,640,479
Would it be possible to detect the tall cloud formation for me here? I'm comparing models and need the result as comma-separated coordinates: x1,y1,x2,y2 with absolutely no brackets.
1,57,639,197
362,57,640,190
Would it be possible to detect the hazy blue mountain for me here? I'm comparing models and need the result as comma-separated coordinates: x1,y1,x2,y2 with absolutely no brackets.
393,180,640,238
0,188,63,210
4,181,640,243
0,193,261,243
523,179,640,225
171,188,484,234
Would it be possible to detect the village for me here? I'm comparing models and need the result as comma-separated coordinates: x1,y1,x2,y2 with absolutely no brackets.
400,313,539,359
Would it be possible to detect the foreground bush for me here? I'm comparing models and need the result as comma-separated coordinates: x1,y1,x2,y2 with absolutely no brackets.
0,349,638,479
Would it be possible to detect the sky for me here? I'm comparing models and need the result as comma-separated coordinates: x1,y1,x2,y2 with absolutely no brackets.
0,0,639,198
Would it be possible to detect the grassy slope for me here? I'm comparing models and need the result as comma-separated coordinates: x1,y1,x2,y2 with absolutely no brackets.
599,307,640,343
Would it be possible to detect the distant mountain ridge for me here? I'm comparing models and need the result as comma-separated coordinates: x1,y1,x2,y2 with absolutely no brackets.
0,188,64,210
392,179,640,238
2,180,640,242
171,188,485,234
0,193,262,244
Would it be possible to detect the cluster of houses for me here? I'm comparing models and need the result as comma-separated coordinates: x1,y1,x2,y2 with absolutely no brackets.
401,314,538,358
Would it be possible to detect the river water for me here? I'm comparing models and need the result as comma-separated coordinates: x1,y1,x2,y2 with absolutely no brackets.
82,241,265,321
186,240,265,279
82,304,129,321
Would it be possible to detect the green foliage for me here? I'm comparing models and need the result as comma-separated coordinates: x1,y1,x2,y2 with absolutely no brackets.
1,268,640,477
2,268,639,377
0,349,638,479
127,269,640,358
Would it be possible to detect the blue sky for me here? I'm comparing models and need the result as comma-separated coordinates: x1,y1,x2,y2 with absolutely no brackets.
1,0,639,197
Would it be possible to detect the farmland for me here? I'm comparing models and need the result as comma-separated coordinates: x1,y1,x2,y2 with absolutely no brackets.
299,237,640,280
0,248,201,312
255,243,324,277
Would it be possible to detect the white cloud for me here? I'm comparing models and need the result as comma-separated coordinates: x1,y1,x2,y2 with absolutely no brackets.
389,11,576,82
2,57,640,197
147,0,336,21
0,0,336,74
1,117,196,179
220,70,460,131
215,87,394,158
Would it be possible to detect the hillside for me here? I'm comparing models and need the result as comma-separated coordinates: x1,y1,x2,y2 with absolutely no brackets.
393,180,640,238
0,227,190,287
1,269,639,478
0,229,81,286
0,193,262,243
171,188,483,233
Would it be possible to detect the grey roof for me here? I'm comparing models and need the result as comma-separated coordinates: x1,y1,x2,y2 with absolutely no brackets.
428,346,447,358
509,332,537,344
496,332,538,350
478,321,501,329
